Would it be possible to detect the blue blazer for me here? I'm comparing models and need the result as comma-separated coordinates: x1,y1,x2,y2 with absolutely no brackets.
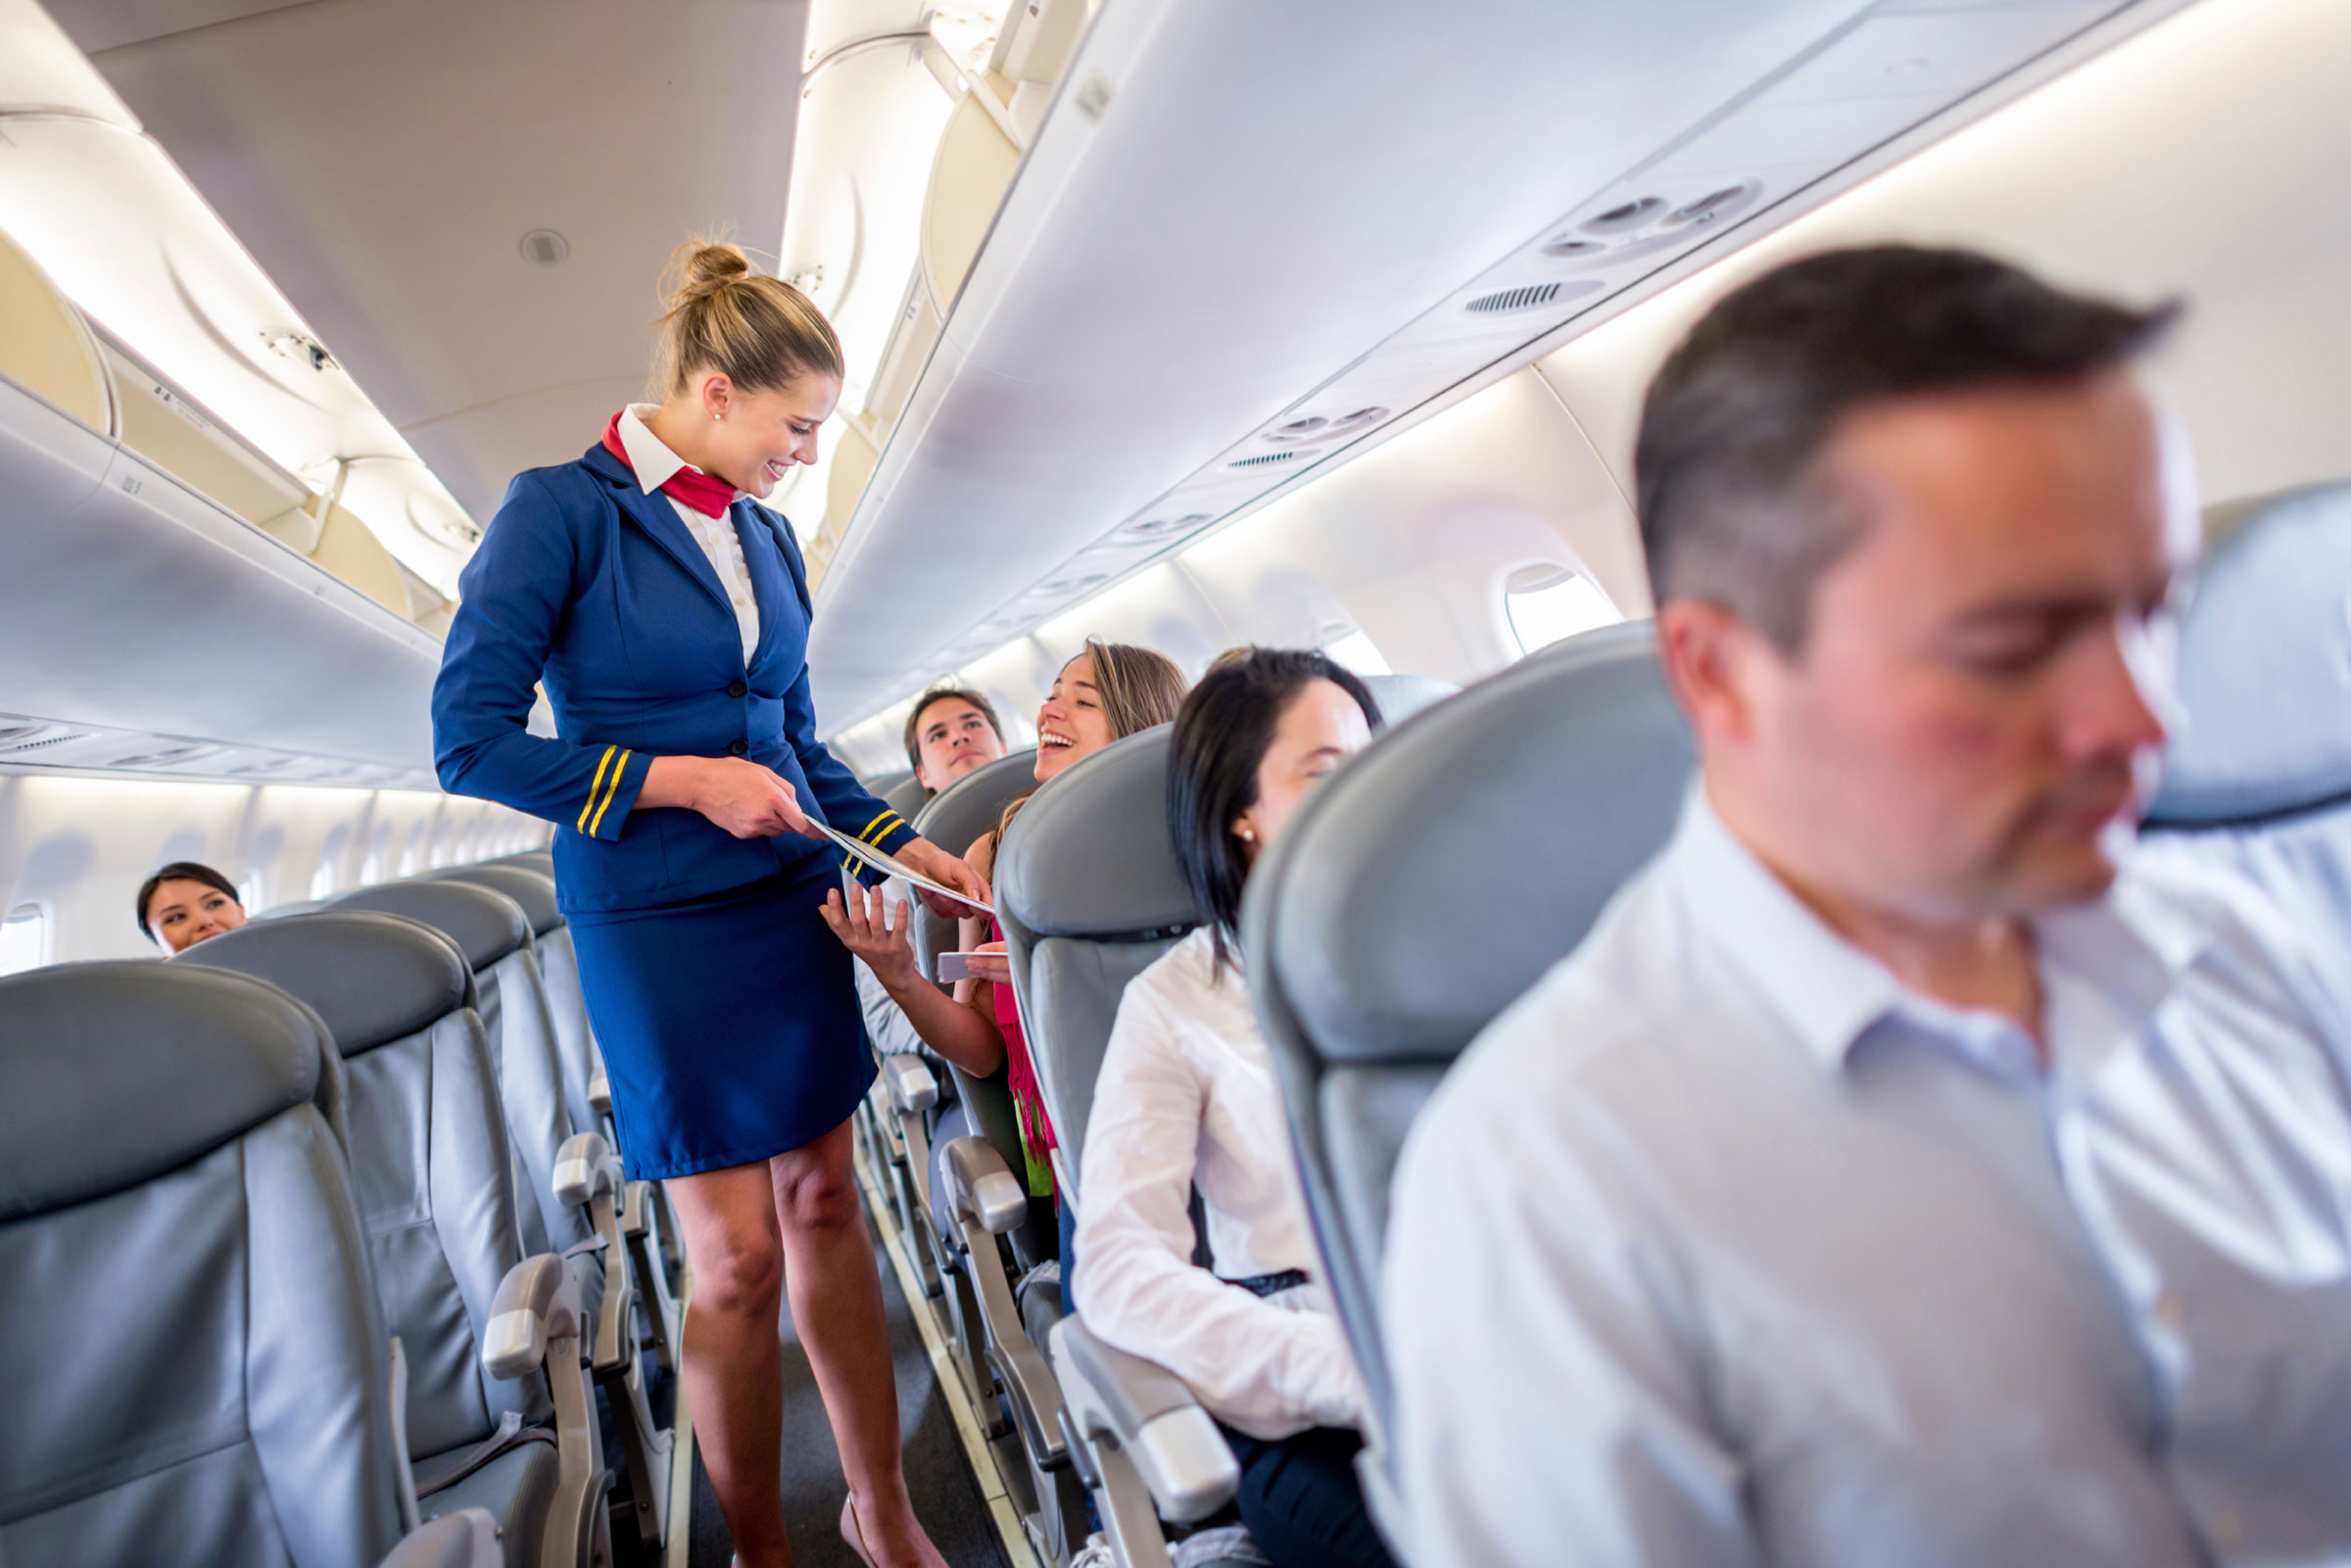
433,440,915,915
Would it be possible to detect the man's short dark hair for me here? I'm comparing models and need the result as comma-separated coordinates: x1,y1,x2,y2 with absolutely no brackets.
902,685,1004,774
1634,245,2180,652
136,860,240,939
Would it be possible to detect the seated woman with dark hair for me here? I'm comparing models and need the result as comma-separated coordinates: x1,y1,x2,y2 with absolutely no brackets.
137,861,247,954
1072,648,1394,1568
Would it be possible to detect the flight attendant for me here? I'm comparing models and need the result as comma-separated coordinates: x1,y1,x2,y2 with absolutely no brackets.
433,241,983,1568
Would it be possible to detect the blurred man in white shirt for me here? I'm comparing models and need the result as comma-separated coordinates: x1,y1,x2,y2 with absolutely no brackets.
1386,246,2351,1567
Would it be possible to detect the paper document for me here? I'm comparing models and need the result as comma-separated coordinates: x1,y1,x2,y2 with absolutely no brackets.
808,819,993,916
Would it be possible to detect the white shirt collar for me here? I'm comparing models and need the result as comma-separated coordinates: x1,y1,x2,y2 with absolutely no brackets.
1664,785,2207,1078
616,403,731,501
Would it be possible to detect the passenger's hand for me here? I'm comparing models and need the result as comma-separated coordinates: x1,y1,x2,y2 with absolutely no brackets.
963,939,1013,987
819,884,921,987
645,755,820,840
893,837,992,919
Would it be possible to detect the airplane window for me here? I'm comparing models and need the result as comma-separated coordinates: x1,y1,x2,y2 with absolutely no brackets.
309,862,337,900
0,904,50,977
237,872,264,911
1321,629,1392,676
1505,565,1621,656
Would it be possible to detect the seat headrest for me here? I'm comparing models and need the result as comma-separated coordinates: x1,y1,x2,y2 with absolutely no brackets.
1360,673,1459,726
914,748,1041,857
1247,624,1694,1065
998,727,1194,940
882,773,930,819
177,912,472,1057
0,961,326,1218
429,864,561,936
331,879,528,971
2146,481,2351,828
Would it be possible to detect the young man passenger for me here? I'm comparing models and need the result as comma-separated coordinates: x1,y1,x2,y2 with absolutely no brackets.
1386,246,2351,1567
854,686,1011,1060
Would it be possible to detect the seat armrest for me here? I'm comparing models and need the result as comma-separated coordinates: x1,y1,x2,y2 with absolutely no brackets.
939,1134,1028,1235
379,1508,502,1568
552,1130,620,1209
882,1052,939,1115
482,1254,575,1380
1051,1315,1238,1524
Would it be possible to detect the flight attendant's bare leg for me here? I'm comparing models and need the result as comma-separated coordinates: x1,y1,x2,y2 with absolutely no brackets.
666,1122,946,1568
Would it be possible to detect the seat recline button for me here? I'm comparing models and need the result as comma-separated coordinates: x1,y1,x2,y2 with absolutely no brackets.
726,680,746,698
727,737,747,755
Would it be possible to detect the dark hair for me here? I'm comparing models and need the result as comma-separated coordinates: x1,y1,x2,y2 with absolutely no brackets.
903,686,1005,775
136,861,240,940
1168,648,1381,968
1634,245,2181,653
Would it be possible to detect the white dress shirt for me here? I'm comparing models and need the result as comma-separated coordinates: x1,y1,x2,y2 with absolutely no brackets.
614,404,758,662
1386,789,2351,1568
1075,928,1367,1440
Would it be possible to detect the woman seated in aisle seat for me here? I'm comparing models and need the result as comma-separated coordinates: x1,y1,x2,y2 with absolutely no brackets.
1074,649,1394,1568
138,861,248,954
823,641,1187,1262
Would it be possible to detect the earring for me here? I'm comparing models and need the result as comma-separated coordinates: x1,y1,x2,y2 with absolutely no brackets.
1237,827,1255,843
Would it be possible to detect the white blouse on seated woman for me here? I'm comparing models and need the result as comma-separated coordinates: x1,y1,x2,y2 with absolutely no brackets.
1072,926,1367,1440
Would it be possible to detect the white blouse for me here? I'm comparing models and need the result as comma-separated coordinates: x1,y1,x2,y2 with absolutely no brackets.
1072,927,1367,1441
614,404,759,662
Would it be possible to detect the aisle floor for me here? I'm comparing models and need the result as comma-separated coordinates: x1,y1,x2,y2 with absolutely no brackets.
683,1223,1015,1568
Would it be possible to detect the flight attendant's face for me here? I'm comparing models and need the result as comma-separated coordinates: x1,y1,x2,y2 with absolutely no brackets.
696,371,841,499
147,879,246,953
1032,654,1116,784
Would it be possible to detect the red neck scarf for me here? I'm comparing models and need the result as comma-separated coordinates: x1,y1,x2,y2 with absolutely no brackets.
601,411,739,518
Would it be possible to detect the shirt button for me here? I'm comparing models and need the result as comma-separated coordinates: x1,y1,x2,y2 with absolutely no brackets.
727,738,747,756
726,680,746,698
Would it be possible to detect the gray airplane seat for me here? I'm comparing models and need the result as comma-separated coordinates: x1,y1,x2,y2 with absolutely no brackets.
1245,623,1694,1447
2142,481,2351,941
1359,672,1459,726
909,748,1052,1261
0,960,505,1568
994,725,1252,1559
427,865,595,1140
176,913,603,1564
884,770,931,821
332,879,591,1262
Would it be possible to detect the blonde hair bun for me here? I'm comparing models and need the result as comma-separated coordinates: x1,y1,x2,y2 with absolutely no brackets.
651,237,843,397
667,242,752,309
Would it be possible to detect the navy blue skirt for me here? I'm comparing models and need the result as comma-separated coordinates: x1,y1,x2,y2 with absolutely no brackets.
568,867,872,1182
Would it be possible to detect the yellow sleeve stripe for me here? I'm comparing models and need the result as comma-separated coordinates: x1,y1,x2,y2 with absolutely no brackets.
587,750,633,838
854,808,902,844
577,746,617,833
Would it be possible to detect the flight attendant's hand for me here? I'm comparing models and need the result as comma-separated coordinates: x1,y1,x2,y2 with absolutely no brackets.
819,883,922,989
641,755,823,840
893,836,991,919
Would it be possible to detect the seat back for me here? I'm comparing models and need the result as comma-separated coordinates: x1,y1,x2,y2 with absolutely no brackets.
491,849,555,879
0,961,407,1566
2142,482,2351,940
883,772,930,821
1359,672,1459,725
330,880,590,1257
181,912,545,1457
910,747,1042,980
429,864,596,1142
1244,624,1694,1426
994,727,1194,1182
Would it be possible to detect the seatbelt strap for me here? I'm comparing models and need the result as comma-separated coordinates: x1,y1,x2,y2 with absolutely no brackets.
413,1410,555,1498
1221,1268,1311,1299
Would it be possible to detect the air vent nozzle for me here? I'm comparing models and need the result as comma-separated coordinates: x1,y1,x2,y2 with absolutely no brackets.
1227,450,1301,469
1465,282,1564,316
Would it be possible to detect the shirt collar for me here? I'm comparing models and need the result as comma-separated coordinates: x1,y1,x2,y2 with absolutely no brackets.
1665,786,2208,1078
616,403,696,498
